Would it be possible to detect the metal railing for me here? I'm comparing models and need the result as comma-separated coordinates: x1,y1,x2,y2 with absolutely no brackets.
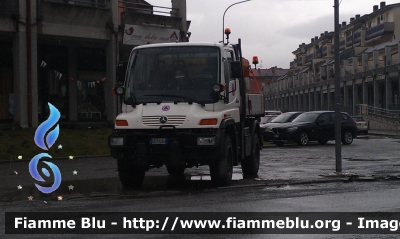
118,0,179,16
357,104,400,121
44,0,108,9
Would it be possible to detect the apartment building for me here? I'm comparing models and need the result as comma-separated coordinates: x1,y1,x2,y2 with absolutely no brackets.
0,0,189,127
264,1,400,115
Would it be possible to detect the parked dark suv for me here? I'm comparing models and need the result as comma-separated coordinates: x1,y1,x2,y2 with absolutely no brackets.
266,111,357,146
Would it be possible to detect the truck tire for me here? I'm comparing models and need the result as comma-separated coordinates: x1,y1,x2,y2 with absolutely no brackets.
241,136,260,178
210,135,233,187
166,164,185,176
117,158,145,188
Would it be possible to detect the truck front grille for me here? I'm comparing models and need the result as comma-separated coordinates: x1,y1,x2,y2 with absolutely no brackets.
142,115,186,127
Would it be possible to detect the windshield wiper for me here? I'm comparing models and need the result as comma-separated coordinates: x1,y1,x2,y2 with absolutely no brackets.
144,94,203,105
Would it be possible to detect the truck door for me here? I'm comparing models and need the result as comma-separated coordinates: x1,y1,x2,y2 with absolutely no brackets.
224,50,238,104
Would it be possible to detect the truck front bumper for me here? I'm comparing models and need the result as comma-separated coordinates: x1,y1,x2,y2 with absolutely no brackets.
108,128,223,165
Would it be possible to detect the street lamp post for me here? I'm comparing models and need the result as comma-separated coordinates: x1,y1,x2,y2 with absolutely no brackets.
334,0,342,172
222,0,252,44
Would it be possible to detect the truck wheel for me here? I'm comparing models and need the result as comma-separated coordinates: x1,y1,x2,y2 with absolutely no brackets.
117,158,145,188
241,136,260,178
210,135,233,187
166,164,185,176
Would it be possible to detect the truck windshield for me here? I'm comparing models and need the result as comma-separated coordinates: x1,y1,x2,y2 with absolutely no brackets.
124,46,221,105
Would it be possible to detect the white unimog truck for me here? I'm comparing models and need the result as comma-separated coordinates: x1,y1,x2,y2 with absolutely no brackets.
108,37,263,187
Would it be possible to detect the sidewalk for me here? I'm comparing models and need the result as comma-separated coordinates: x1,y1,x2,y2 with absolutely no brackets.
368,129,400,136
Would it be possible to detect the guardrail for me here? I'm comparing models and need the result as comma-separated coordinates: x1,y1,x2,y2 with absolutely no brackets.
43,0,108,9
357,104,400,121
118,0,179,16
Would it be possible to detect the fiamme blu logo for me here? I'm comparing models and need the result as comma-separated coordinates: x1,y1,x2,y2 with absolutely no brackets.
29,103,62,194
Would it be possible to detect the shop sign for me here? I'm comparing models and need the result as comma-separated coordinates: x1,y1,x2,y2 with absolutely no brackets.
123,24,180,45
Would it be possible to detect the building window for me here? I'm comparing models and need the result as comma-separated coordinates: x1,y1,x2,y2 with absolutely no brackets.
76,48,106,121
0,43,13,123
38,46,68,122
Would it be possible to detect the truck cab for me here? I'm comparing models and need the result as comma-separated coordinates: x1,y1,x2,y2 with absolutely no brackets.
109,40,262,188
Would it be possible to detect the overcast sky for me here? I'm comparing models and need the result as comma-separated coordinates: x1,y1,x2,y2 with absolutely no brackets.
146,0,399,69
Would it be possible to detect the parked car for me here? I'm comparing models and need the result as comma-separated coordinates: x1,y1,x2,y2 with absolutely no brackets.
260,116,277,125
261,112,303,141
265,111,358,146
352,116,368,135
260,110,282,125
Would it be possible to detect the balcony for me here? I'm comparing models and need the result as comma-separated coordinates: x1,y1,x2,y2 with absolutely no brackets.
297,56,303,66
366,22,395,41
322,46,328,57
306,54,314,63
353,31,361,44
339,49,354,60
339,40,345,51
346,35,353,47
0,0,19,14
44,0,108,9
315,48,322,58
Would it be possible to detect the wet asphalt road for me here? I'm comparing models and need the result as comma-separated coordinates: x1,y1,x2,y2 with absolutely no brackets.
2,135,400,238
1,135,400,202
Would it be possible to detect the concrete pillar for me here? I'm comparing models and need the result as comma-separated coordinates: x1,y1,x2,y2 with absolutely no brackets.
68,46,78,121
385,46,391,109
362,52,368,71
373,49,379,70
352,79,357,114
327,86,331,110
297,92,300,111
13,0,28,128
351,57,358,74
314,89,318,110
106,35,118,124
343,83,348,110
171,0,188,42
385,76,390,109
398,42,400,64
30,0,38,127
385,46,392,66
362,78,368,104
373,76,379,107
104,0,119,124
320,89,324,110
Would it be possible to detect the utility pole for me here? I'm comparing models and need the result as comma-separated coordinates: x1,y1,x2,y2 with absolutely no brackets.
334,0,342,172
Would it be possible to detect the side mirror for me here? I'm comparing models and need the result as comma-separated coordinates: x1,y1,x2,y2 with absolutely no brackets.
230,61,242,79
316,119,325,124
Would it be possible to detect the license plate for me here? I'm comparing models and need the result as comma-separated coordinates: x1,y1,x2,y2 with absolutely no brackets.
150,138,167,144
274,134,279,138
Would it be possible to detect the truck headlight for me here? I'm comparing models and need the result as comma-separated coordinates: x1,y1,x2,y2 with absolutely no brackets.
110,137,124,146
197,137,216,145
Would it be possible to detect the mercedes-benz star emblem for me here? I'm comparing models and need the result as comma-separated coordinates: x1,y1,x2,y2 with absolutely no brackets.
159,116,168,124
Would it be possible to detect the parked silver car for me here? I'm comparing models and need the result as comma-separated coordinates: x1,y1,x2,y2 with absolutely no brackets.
352,116,368,135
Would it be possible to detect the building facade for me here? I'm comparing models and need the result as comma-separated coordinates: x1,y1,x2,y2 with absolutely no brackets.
264,1,400,116
0,0,189,127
